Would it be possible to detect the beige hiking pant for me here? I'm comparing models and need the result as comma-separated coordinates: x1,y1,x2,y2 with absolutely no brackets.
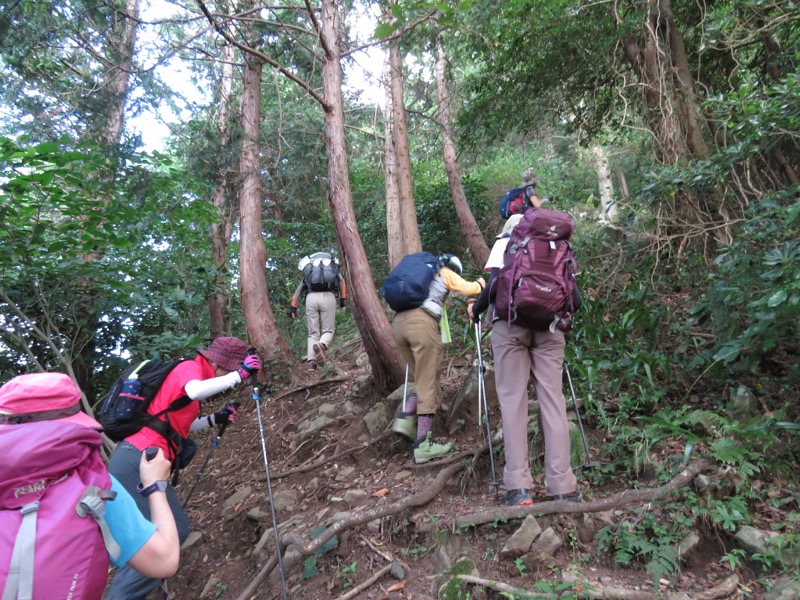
490,318,577,495
305,291,337,361
391,308,443,415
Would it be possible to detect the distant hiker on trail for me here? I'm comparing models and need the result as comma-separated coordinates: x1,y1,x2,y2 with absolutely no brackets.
383,252,485,464
289,251,347,371
470,189,582,507
106,336,261,600
498,167,541,219
0,373,180,600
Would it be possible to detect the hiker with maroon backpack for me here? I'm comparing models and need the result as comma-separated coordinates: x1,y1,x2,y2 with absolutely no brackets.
106,336,261,600
289,252,347,371
469,187,582,507
1,373,180,600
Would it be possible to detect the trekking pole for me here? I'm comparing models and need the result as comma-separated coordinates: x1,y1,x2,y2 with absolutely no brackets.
402,363,409,412
182,403,239,510
249,353,289,600
563,357,597,469
474,317,500,499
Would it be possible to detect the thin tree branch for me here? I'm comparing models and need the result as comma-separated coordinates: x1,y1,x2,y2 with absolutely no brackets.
195,0,328,109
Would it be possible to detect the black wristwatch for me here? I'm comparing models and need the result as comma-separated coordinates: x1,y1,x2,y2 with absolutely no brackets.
137,480,169,497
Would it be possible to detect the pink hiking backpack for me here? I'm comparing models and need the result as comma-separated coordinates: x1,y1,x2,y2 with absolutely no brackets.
1,420,119,600
494,207,581,332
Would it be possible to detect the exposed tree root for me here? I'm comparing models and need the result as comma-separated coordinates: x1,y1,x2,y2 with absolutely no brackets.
333,563,393,600
688,574,740,600
237,456,711,600
271,377,348,402
272,432,391,480
236,447,478,600
455,572,739,600
428,459,713,533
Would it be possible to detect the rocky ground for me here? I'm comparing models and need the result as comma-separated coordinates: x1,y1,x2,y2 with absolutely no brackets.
146,344,800,600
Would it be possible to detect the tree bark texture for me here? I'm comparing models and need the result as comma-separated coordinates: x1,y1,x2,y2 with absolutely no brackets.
100,0,140,145
209,44,236,338
589,145,618,224
435,40,489,268
320,0,405,393
239,48,293,374
389,42,422,256
621,0,734,251
74,0,141,398
383,58,404,271
622,0,711,164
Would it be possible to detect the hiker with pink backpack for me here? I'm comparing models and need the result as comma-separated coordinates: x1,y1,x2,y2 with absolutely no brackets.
469,177,583,507
0,372,180,600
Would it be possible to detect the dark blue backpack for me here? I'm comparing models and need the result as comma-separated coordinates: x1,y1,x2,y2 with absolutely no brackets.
499,187,526,219
381,252,439,312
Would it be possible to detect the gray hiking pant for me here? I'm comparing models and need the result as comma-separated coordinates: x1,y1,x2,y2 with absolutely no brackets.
305,291,337,360
105,441,191,600
490,318,577,496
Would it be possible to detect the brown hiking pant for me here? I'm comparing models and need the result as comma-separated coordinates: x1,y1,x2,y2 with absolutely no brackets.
491,318,577,495
391,308,443,415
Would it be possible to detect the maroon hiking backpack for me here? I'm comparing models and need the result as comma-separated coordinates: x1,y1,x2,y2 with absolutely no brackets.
494,208,581,332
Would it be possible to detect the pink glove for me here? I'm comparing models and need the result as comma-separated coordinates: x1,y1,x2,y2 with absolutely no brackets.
238,354,261,380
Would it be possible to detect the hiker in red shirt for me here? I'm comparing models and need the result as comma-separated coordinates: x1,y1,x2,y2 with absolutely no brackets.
106,336,261,600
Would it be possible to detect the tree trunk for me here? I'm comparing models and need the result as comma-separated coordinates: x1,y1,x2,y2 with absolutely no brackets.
100,0,140,145
383,57,404,270
74,0,140,399
239,46,293,374
589,145,617,224
389,41,421,255
623,0,711,164
320,0,405,392
435,39,489,268
617,169,630,201
209,44,236,338
660,0,711,160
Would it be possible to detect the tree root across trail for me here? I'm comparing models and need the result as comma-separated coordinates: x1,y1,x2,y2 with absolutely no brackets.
235,458,713,600
455,573,739,600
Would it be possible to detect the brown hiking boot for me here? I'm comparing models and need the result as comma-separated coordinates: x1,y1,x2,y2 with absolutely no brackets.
306,360,318,371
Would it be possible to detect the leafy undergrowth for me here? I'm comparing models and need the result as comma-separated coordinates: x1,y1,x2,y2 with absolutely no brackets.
148,347,799,600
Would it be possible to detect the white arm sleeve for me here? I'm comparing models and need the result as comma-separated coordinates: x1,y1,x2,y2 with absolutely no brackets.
184,371,241,401
189,414,216,432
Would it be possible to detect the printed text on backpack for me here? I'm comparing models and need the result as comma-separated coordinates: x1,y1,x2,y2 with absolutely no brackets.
1,421,116,600
381,252,439,312
494,208,581,332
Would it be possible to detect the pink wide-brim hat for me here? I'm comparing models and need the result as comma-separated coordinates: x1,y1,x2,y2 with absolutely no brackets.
197,336,249,372
0,372,101,428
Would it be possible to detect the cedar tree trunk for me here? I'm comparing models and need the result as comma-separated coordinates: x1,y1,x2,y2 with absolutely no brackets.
389,42,421,255
435,40,489,268
209,44,236,338
239,48,293,374
321,0,405,392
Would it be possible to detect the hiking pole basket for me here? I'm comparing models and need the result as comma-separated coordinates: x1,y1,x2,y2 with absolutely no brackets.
250,354,289,600
474,318,500,499
563,357,597,469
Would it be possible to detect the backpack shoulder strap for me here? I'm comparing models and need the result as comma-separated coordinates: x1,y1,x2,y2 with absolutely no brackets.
77,486,121,562
2,501,40,600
